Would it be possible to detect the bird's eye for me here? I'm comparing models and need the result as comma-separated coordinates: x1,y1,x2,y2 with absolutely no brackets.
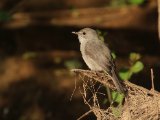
83,32,86,35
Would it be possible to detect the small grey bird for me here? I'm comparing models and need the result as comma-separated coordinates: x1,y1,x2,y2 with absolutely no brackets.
72,28,124,93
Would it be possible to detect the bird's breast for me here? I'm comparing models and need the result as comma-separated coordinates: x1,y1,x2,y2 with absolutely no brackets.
80,43,103,71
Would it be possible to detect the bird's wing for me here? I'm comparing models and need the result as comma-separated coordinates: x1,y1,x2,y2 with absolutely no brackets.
85,41,125,93
85,40,114,72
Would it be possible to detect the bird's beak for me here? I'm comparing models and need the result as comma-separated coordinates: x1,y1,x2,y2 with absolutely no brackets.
72,31,78,35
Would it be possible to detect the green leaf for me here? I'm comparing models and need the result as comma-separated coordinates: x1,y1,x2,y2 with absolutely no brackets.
54,57,62,64
119,68,132,80
130,61,144,73
111,52,116,59
112,91,124,105
71,10,80,18
103,98,108,104
110,0,127,7
111,91,124,117
22,52,37,60
111,106,122,118
0,11,11,21
129,52,141,62
96,30,107,42
128,0,145,5
64,59,82,69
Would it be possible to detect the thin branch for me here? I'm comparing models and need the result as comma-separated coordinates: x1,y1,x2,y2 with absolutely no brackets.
150,68,155,90
77,110,92,120
158,0,160,41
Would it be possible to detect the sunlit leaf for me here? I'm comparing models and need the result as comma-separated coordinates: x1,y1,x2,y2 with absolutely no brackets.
112,91,124,105
130,61,144,73
119,68,132,80
111,52,116,59
64,59,82,69
129,52,141,62
111,91,124,117
110,0,127,7
22,52,37,60
96,30,107,42
128,0,145,5
71,10,80,18
111,106,123,118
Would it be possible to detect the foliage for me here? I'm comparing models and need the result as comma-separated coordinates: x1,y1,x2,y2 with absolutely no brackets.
53,57,62,64
111,52,117,60
64,59,82,69
109,0,145,7
119,52,144,80
111,91,124,117
112,91,124,105
96,30,107,42
128,0,145,5
111,52,144,110
22,52,38,60
109,0,127,7
111,105,123,118
0,11,11,21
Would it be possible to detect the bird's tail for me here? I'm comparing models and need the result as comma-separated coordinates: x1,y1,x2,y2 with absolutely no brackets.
111,70,125,93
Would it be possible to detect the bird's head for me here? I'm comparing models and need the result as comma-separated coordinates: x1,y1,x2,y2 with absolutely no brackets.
72,28,99,44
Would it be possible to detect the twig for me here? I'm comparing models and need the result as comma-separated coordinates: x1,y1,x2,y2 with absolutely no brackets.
158,0,160,41
9,0,27,14
150,68,159,119
72,69,160,119
70,74,78,101
77,110,92,120
150,68,155,90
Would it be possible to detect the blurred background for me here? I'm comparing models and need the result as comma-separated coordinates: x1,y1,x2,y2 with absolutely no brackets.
0,0,159,120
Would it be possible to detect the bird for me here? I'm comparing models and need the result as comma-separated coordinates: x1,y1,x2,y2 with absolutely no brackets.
72,28,125,93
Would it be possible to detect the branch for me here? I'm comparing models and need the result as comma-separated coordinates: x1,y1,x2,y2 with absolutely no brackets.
72,69,160,120
1,0,157,30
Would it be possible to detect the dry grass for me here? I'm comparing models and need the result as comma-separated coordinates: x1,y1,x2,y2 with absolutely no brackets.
72,69,160,120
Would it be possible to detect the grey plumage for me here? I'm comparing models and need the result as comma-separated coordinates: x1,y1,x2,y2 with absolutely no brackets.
72,28,124,93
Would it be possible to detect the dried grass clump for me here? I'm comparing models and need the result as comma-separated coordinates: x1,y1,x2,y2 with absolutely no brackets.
72,69,160,120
